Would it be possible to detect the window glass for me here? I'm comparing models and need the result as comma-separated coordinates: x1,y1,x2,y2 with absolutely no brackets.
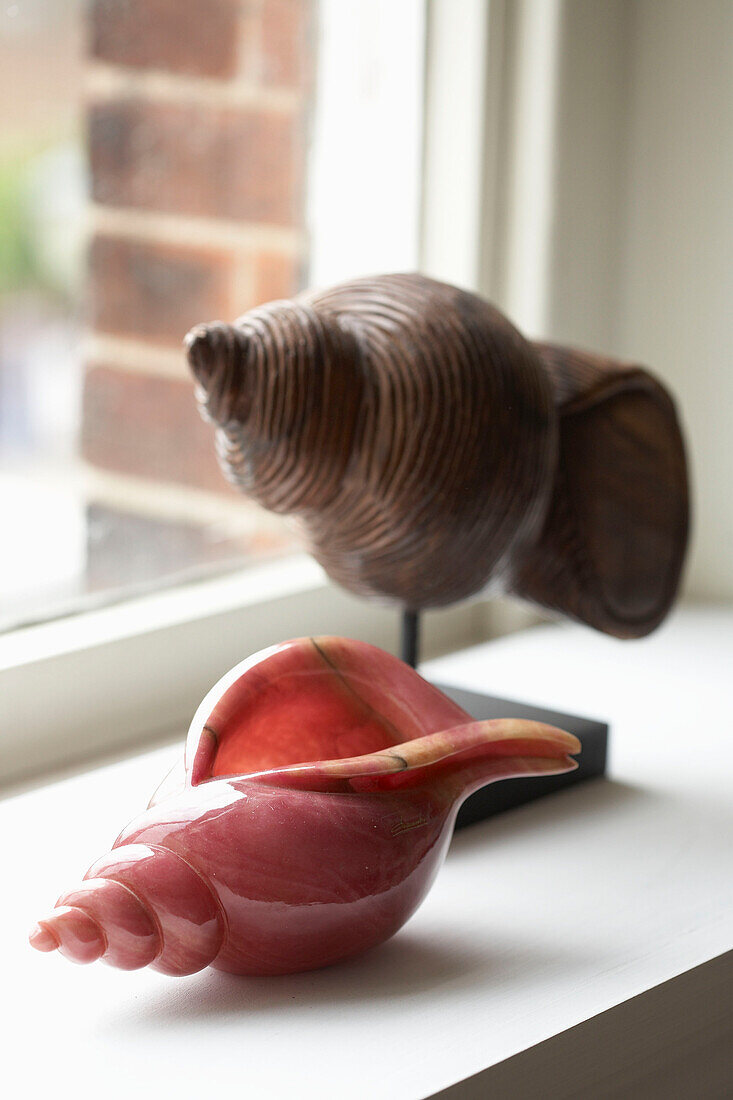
0,0,424,633
0,0,312,631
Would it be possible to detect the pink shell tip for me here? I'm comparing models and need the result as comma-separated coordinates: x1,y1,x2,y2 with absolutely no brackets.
29,922,58,953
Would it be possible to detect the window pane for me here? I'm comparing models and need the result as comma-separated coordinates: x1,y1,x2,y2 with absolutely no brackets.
0,0,314,631
0,0,425,633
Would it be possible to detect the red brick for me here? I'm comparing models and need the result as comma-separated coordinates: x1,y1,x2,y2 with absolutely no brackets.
259,0,312,87
89,235,234,345
90,0,241,79
88,99,303,226
252,249,302,305
82,366,233,492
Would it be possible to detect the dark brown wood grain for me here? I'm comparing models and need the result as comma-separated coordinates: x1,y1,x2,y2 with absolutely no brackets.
186,273,689,638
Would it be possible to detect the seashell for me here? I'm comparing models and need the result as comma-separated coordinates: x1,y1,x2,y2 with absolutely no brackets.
30,637,579,977
186,273,689,638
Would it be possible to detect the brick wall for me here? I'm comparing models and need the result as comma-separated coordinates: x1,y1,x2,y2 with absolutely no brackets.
83,0,313,501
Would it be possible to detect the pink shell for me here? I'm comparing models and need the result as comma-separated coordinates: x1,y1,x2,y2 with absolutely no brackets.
30,637,579,976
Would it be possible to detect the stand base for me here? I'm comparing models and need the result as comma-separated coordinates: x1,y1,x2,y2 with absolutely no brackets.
432,683,609,830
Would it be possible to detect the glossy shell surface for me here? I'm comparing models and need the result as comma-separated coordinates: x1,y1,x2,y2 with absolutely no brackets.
30,638,579,976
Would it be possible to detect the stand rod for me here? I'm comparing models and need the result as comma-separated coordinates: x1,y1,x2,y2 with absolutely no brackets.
401,609,420,668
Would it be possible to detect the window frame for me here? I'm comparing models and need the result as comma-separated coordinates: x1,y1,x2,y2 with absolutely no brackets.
1,1,512,790
2,555,502,789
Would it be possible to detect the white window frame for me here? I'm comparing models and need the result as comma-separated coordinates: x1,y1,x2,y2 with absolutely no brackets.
2,1,525,791
1,553,495,789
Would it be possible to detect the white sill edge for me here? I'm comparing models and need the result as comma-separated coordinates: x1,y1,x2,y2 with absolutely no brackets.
0,554,326,671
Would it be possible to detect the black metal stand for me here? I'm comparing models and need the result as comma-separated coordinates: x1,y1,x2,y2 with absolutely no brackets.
401,608,420,667
435,682,608,829
397,607,608,828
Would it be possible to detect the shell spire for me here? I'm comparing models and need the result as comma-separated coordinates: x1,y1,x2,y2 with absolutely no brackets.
31,844,224,975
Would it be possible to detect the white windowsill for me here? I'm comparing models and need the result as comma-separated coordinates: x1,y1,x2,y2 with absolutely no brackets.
4,605,731,1097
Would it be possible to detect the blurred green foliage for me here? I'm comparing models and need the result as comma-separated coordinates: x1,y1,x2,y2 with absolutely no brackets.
0,150,36,294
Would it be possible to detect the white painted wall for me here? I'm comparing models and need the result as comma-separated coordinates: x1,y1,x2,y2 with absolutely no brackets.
543,0,629,353
482,0,732,600
616,0,733,599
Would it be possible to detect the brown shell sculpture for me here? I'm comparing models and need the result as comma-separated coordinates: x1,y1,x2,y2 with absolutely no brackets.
186,273,689,638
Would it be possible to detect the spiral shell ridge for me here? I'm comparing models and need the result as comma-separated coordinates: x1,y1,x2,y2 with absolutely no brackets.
31,843,225,976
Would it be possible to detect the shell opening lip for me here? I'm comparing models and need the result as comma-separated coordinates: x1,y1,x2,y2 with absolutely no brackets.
202,723,581,795
183,638,582,794
188,640,420,786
